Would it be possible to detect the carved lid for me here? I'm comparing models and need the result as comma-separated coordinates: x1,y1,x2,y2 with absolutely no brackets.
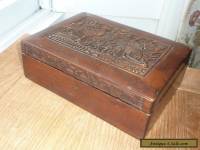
22,13,191,113
47,16,172,77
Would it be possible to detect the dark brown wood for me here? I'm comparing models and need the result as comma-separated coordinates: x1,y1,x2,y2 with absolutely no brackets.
22,54,150,139
21,13,191,114
21,13,192,139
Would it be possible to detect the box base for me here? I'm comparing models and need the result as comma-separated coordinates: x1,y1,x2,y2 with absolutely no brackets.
22,54,150,139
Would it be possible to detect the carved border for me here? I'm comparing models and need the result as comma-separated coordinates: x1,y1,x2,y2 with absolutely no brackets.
47,16,173,77
22,43,145,110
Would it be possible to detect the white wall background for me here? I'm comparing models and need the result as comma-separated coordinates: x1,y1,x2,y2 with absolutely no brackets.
40,0,188,40
0,0,39,36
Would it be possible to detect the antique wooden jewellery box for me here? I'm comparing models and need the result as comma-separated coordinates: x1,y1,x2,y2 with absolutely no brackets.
21,13,191,139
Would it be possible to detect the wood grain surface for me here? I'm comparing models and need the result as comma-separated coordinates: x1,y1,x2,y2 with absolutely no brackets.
21,13,192,114
0,38,199,150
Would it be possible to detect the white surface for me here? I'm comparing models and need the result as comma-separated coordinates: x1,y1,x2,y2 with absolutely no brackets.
0,0,39,36
156,0,188,40
39,0,188,40
50,0,165,19
39,0,52,10
0,0,16,10
0,9,64,53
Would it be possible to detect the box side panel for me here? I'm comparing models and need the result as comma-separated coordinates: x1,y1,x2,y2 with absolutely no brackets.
22,54,150,139
21,13,192,112
21,40,152,113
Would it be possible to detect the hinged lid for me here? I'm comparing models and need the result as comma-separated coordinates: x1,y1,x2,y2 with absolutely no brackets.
21,13,191,114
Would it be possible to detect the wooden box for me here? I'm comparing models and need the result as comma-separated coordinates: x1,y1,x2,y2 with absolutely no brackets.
21,13,191,139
